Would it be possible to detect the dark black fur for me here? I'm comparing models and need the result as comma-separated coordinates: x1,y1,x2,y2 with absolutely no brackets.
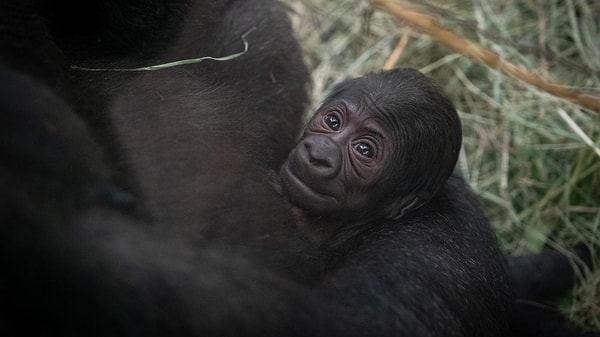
0,1,596,336
509,246,598,337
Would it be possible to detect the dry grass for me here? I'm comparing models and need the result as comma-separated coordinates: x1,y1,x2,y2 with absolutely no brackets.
281,0,600,330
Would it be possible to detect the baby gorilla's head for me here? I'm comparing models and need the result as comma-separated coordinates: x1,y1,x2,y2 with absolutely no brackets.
280,68,461,223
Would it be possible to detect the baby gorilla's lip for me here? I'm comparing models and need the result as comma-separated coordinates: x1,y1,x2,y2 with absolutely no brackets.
280,162,338,210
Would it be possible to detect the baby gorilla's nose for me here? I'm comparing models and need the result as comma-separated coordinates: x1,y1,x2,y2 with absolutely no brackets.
302,135,342,179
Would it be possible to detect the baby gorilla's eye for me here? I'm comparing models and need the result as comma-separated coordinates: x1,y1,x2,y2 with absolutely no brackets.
355,142,374,158
324,115,341,131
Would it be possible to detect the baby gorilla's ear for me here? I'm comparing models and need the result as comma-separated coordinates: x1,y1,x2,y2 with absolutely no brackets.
384,194,425,220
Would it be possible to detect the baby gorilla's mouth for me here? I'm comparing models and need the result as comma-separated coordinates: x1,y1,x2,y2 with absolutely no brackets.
279,161,338,213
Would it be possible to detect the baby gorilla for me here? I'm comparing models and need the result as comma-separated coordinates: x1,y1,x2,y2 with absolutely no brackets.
280,68,462,241
206,68,462,281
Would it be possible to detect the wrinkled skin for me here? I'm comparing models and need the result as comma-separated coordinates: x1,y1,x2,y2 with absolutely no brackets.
280,98,390,218
281,69,462,232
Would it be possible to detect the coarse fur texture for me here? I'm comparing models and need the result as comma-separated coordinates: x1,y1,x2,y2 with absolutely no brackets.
0,1,596,336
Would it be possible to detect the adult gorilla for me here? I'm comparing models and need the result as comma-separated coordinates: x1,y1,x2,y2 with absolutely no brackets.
0,1,589,337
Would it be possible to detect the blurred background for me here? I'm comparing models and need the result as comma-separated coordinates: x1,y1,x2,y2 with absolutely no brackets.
281,0,600,331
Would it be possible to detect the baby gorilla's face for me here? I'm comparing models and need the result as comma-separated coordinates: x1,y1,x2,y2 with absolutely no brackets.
280,87,391,221
281,68,463,224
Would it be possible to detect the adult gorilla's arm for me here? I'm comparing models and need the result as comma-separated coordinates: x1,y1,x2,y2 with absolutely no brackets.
0,68,314,336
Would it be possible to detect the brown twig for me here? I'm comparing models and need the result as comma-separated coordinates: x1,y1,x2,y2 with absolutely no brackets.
371,0,600,114
383,29,411,70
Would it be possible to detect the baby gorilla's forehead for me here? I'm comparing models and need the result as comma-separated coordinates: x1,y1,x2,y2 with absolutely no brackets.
330,79,397,117
333,96,391,138
341,93,400,139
